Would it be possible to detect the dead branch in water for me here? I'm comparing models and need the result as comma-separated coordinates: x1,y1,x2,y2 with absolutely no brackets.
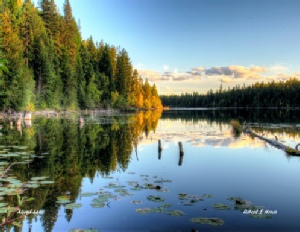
243,125,300,156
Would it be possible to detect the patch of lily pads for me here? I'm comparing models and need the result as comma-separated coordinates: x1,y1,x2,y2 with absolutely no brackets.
147,195,164,203
166,210,185,216
190,217,224,226
178,193,203,206
213,203,231,210
114,189,133,197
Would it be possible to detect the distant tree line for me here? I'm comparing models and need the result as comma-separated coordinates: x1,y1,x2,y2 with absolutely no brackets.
160,78,300,108
0,0,162,111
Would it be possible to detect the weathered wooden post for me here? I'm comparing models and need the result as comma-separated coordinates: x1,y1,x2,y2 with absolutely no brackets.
178,142,184,166
158,140,162,160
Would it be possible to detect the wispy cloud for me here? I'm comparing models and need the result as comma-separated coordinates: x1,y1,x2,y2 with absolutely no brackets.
138,65,300,94
138,65,269,82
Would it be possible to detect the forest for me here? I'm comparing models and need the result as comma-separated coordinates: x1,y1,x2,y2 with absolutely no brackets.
0,0,162,111
160,78,300,108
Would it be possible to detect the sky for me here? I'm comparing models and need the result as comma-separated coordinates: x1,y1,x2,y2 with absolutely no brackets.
51,0,300,95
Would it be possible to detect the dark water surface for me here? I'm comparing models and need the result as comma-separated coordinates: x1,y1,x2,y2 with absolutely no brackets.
0,109,300,232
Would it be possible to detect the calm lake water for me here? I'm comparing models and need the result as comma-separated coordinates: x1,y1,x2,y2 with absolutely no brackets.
0,109,300,232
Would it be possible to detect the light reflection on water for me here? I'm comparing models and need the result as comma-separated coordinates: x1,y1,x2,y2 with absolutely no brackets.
50,116,300,231
0,110,299,231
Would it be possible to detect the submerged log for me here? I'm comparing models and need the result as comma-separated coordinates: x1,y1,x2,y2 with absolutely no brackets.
243,125,300,156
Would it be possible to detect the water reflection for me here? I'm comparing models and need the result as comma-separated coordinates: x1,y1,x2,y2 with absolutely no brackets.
0,109,299,231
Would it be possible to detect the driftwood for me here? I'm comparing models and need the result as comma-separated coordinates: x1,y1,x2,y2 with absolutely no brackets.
243,124,300,156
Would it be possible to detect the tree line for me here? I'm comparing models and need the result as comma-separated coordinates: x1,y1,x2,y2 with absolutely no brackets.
160,78,300,108
0,0,162,111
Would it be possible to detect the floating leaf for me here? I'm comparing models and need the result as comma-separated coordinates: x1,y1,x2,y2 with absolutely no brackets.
135,208,152,214
250,214,272,219
0,153,19,157
140,174,149,177
147,195,164,203
114,189,133,197
56,199,71,204
102,176,113,179
31,176,49,181
81,192,98,197
65,203,82,210
130,186,143,191
178,193,189,200
166,210,185,216
0,202,8,207
127,181,139,186
91,198,106,208
70,229,98,232
150,207,165,213
56,195,71,204
39,180,55,184
103,183,125,189
190,217,224,226
25,183,40,188
213,203,231,210
202,194,214,198
159,204,173,208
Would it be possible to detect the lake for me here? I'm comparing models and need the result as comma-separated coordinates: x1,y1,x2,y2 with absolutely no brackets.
0,109,300,232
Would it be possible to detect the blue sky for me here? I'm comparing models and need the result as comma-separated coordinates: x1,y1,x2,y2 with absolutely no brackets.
53,0,300,94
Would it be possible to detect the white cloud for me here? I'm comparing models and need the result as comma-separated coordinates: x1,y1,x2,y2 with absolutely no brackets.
163,65,169,72
135,63,144,69
137,65,300,94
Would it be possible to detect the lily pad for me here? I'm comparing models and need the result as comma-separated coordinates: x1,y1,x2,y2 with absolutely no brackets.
213,203,231,210
178,193,189,200
114,189,133,197
0,202,8,207
103,183,125,189
250,214,272,219
130,186,143,191
159,203,173,208
127,181,139,186
135,208,152,214
31,176,49,181
166,210,185,216
56,195,71,204
90,198,106,208
140,174,149,177
65,203,82,210
202,194,214,198
147,195,164,203
39,180,55,184
25,183,40,188
81,192,98,197
190,217,224,226
150,207,165,213
0,153,19,157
